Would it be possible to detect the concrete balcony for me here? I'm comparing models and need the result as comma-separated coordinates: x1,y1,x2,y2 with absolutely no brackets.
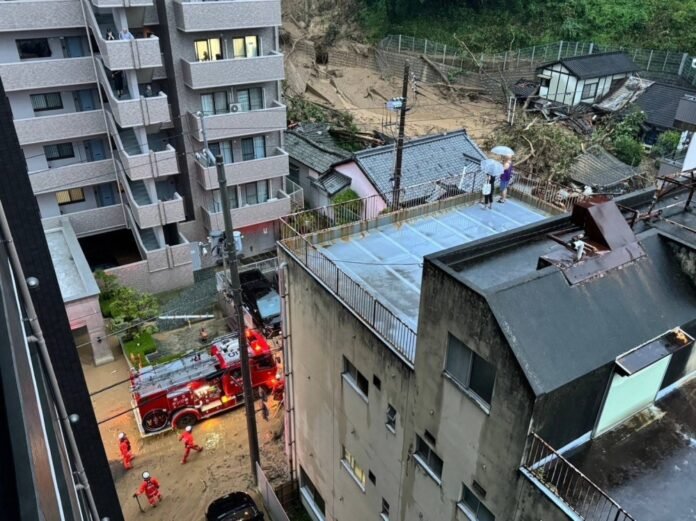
181,51,284,90
29,159,115,195
96,61,171,127
14,110,106,146
41,204,125,237
188,101,286,142
0,0,84,32
108,118,178,181
203,191,292,230
0,57,95,92
91,0,152,7
173,0,281,32
121,176,186,229
196,147,288,190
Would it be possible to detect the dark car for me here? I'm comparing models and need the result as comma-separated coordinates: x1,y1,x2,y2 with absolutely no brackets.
239,269,281,337
206,492,264,521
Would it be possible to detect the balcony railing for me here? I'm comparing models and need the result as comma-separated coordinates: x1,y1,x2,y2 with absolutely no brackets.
521,433,635,521
203,189,294,230
188,101,286,141
509,175,585,214
195,147,288,190
173,0,281,32
0,0,84,31
14,110,106,146
29,159,115,195
181,51,284,89
0,57,95,92
91,0,152,7
41,204,126,237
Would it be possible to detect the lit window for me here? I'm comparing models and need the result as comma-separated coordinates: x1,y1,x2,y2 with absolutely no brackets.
194,38,222,61
444,334,495,408
342,356,369,399
56,188,85,205
414,434,443,481
386,404,396,432
458,484,495,521
341,446,366,489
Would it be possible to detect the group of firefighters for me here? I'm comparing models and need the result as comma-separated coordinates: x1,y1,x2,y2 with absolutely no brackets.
118,425,204,509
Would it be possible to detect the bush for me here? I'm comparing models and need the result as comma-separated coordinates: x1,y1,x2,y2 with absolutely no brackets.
651,130,681,158
332,189,363,225
612,135,645,166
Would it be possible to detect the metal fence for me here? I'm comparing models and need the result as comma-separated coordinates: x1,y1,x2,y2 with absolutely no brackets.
522,433,635,521
379,35,696,86
510,176,585,213
257,464,291,521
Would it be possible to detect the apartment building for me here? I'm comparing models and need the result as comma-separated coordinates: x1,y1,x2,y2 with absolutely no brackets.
278,184,696,521
0,0,293,292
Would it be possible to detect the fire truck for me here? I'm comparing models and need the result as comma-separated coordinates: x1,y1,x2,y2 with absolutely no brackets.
130,330,279,435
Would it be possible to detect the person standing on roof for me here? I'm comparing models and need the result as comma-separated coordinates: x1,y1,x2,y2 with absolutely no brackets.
498,157,513,203
179,425,203,464
118,432,133,470
134,471,162,507
481,174,494,210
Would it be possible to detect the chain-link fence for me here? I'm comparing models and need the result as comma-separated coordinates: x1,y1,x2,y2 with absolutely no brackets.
379,35,696,87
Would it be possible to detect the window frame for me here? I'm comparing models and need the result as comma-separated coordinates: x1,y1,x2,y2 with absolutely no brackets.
342,356,369,401
17,38,52,60
299,467,325,521
194,38,223,61
385,404,397,433
413,434,443,484
44,143,75,161
457,484,495,521
56,188,85,206
444,334,495,412
341,446,366,491
581,81,598,99
380,498,390,521
31,92,63,112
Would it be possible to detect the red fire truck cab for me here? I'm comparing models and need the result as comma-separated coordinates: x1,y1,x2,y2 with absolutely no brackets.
130,331,278,434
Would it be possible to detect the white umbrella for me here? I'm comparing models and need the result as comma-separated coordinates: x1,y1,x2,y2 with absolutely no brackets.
480,158,504,177
491,145,515,157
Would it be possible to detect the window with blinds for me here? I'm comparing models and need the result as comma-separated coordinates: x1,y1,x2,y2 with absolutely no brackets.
236,88,264,111
44,143,75,161
56,188,85,205
31,92,63,112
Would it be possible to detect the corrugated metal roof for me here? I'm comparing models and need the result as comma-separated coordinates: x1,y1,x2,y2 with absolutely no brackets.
635,83,696,129
568,145,638,187
594,77,654,112
285,123,350,174
350,130,487,206
539,52,639,80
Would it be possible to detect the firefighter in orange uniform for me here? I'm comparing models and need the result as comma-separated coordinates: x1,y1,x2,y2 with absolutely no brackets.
134,471,162,507
118,432,133,470
179,425,203,464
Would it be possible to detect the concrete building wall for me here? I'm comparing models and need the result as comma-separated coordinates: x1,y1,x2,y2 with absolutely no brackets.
280,249,414,521
65,295,113,365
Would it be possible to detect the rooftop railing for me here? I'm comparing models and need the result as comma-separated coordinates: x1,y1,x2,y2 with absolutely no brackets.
522,433,635,521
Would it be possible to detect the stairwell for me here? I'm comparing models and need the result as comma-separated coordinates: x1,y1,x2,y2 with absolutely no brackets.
138,227,160,251
129,179,152,206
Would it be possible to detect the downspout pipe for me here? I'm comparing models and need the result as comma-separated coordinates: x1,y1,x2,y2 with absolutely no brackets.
278,261,297,484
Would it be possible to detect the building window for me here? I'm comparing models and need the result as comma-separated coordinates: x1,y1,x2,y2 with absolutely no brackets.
342,356,369,399
386,404,397,432
200,91,229,115
458,484,495,521
232,36,259,58
241,136,266,161
237,87,264,112
289,162,300,183
208,141,233,164
300,467,325,520
31,92,63,112
240,180,269,206
341,446,366,490
194,38,222,61
56,188,85,206
17,38,51,59
44,143,75,161
414,434,443,482
381,498,390,520
581,82,598,99
444,334,495,409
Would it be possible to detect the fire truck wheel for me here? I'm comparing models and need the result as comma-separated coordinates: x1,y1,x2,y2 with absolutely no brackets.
142,409,169,433
172,409,199,429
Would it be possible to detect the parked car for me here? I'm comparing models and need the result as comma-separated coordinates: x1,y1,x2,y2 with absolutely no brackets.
239,269,281,337
206,492,264,521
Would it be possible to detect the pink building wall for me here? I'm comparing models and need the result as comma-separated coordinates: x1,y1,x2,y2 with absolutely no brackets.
333,162,388,213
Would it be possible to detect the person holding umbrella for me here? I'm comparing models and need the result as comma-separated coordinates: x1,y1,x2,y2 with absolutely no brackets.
479,158,504,209
491,146,515,204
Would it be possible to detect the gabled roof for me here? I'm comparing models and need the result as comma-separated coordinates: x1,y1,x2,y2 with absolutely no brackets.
635,83,696,129
568,145,638,188
539,52,639,80
285,123,350,175
342,130,487,206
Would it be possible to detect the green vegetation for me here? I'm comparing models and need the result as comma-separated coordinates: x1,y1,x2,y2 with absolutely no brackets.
286,95,364,151
123,331,157,365
612,135,645,166
651,130,681,158
358,0,696,52
592,111,646,166
332,188,364,224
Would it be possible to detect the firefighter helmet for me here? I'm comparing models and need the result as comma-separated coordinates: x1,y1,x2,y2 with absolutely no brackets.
142,472,150,480
185,425,193,432
118,432,126,440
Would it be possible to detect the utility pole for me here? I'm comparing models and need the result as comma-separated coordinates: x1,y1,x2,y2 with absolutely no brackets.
392,61,410,208
216,155,261,483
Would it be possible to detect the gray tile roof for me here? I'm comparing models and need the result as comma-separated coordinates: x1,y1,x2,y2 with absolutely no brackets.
539,52,639,80
676,94,696,126
285,123,350,174
635,83,696,129
568,145,638,188
316,171,351,196
349,130,487,205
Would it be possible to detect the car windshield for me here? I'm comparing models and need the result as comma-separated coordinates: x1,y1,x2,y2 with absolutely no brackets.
220,506,258,521
256,290,280,320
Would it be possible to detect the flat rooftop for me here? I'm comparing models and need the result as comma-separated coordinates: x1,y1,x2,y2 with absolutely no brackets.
45,219,100,303
318,199,549,329
568,377,696,520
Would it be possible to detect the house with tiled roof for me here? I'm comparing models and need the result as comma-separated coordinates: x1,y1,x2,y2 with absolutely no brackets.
634,83,696,144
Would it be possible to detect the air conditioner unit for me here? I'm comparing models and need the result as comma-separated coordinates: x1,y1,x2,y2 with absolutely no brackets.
229,103,242,113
